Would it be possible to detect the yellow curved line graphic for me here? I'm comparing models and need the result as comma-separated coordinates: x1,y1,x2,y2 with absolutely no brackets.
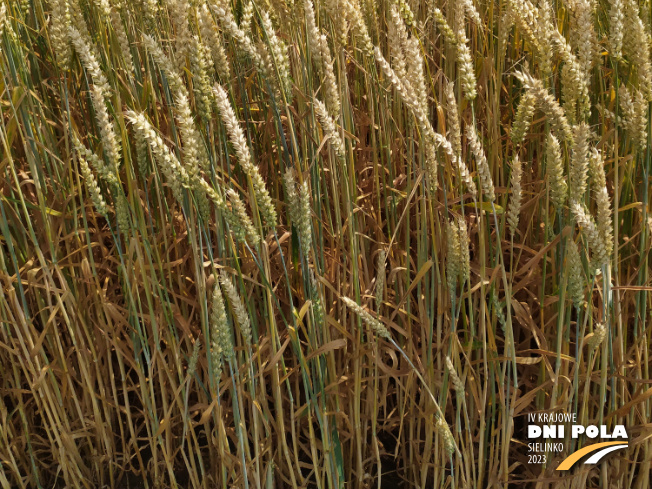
556,442,627,471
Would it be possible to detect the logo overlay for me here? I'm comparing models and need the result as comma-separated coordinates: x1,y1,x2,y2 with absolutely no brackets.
526,412,628,470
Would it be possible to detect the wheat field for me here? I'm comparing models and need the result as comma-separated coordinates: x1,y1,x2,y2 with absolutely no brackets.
0,0,651,487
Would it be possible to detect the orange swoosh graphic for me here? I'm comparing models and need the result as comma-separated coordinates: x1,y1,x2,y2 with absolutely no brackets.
556,442,627,471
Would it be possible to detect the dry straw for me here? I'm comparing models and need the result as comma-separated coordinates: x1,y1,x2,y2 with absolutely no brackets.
5,0,652,486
